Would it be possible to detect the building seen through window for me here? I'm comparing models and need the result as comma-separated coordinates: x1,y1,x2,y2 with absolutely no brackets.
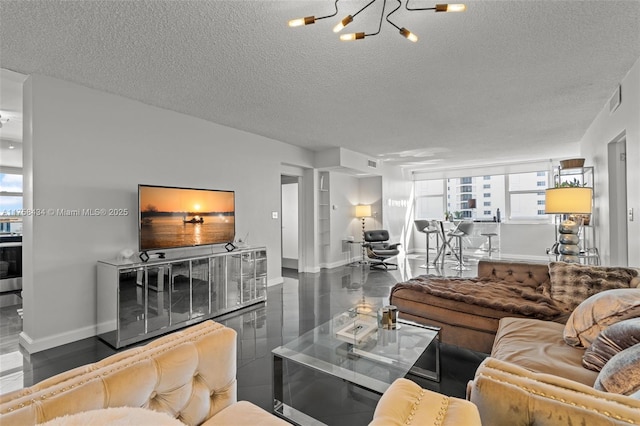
415,171,549,221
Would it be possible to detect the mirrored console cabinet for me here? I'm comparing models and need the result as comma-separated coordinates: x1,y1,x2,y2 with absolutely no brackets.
97,247,267,348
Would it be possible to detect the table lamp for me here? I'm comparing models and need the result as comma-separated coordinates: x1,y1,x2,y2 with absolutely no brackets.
545,187,592,262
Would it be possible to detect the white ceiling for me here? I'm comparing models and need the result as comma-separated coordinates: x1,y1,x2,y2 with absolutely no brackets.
1,1,639,172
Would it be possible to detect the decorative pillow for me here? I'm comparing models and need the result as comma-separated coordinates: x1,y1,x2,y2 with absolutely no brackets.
582,318,640,371
563,288,640,347
549,262,638,310
594,344,640,396
38,407,186,426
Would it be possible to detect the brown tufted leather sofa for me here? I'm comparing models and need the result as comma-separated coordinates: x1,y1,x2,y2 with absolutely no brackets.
0,320,287,425
390,260,563,353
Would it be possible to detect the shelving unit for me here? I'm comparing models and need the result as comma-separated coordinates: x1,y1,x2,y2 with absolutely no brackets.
97,247,267,348
319,172,331,265
319,172,330,245
552,165,599,264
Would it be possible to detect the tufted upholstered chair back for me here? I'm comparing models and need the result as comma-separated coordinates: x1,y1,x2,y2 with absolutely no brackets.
0,320,237,425
477,259,551,291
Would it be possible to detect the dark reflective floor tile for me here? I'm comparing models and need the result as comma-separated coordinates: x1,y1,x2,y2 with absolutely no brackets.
2,256,487,421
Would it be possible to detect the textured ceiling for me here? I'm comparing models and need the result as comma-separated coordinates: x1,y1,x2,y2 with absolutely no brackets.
1,0,639,172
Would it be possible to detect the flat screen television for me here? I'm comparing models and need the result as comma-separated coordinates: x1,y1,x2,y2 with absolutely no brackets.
138,184,235,252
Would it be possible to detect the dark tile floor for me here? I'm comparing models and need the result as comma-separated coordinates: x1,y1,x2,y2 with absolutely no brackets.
0,253,490,424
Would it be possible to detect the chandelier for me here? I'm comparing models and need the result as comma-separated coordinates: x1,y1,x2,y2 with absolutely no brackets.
288,1,466,43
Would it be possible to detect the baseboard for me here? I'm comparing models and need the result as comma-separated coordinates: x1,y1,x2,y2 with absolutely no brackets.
495,253,549,262
268,277,284,287
321,256,364,270
19,323,97,355
281,258,298,269
97,320,117,335
299,265,321,273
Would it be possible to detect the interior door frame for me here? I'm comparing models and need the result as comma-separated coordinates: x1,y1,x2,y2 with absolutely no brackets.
607,133,628,265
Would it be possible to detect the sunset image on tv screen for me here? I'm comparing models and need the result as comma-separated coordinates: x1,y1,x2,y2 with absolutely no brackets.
139,185,235,251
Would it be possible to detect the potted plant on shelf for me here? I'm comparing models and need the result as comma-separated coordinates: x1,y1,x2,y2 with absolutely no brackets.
557,178,588,188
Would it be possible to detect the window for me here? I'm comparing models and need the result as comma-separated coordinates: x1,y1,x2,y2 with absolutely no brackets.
0,171,23,234
415,179,445,220
509,171,549,220
415,170,549,223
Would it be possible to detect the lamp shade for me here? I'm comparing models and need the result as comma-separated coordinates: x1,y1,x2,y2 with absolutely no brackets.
545,187,592,214
355,204,372,218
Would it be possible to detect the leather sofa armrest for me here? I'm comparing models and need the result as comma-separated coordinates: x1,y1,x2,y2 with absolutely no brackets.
468,358,640,426
369,378,480,426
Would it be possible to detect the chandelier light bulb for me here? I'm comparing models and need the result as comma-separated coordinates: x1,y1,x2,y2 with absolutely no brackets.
288,16,316,27
436,4,466,12
333,15,353,33
447,4,466,12
340,32,365,41
399,28,418,42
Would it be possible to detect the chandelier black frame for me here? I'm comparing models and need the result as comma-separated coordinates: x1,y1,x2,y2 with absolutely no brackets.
288,1,466,43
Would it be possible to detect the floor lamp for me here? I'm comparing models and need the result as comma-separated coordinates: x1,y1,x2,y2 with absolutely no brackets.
545,187,592,263
355,204,372,262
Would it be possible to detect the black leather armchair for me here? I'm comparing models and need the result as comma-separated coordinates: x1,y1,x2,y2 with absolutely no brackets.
363,230,401,270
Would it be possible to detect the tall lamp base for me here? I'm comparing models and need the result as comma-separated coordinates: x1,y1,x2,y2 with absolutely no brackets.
558,219,580,263
360,217,367,263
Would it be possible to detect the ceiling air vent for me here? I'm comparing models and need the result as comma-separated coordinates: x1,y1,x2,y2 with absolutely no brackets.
609,84,621,113
367,160,378,168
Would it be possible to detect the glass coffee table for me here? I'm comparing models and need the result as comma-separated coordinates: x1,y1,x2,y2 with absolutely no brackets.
272,310,440,425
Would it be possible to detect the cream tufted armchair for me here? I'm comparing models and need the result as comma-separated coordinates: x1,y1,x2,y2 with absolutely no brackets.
0,320,287,425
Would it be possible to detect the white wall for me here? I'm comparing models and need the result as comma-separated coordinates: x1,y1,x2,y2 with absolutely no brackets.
21,74,316,353
381,167,414,251
359,176,383,231
322,172,360,268
581,56,640,266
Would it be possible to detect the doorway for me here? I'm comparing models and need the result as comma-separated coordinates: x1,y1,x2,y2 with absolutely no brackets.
281,176,300,271
607,137,628,265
